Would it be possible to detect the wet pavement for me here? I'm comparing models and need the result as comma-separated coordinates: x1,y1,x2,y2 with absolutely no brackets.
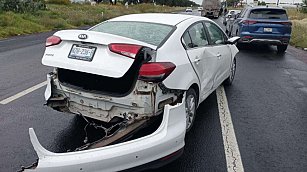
0,11,307,172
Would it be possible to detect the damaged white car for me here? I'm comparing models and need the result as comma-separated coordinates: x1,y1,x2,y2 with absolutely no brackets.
25,13,239,171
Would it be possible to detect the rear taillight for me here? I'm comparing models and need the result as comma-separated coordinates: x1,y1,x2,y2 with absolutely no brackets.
139,62,176,82
242,20,257,25
243,36,253,39
46,36,62,47
280,22,292,26
108,43,142,59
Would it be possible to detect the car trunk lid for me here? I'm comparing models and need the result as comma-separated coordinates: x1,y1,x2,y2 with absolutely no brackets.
42,30,157,78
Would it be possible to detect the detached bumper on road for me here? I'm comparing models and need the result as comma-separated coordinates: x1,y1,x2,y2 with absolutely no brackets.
25,102,186,172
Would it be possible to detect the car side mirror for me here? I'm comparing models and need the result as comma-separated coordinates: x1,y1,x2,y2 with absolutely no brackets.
226,36,240,44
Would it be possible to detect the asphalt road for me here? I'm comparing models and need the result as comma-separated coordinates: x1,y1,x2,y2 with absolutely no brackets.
0,10,307,172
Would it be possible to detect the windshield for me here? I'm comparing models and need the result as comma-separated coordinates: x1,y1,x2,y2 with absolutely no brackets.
90,21,174,46
249,9,288,20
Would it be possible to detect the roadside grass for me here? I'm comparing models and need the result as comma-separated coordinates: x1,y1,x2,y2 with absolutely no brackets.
0,4,183,39
287,9,307,48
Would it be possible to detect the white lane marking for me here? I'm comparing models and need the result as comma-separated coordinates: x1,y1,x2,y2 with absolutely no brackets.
0,81,47,105
216,86,244,172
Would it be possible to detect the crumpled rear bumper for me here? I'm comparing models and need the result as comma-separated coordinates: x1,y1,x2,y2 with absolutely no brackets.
25,102,186,172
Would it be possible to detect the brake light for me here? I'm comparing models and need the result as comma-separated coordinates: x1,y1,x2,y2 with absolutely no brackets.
139,62,176,82
242,20,257,25
46,36,62,47
280,22,292,26
243,36,253,39
108,43,142,59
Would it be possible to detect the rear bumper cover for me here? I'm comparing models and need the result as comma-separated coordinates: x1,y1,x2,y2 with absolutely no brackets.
25,102,186,172
239,32,290,45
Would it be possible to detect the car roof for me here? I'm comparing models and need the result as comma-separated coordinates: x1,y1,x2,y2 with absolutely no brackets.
108,13,208,26
249,6,285,10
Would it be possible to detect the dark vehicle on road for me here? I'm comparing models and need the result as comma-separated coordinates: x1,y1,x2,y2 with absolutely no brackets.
230,6,292,53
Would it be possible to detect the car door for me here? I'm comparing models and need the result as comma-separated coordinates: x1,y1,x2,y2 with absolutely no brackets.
204,22,232,88
182,22,217,101
231,8,247,36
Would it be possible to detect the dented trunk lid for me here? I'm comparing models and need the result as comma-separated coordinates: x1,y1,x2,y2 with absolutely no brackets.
42,30,156,78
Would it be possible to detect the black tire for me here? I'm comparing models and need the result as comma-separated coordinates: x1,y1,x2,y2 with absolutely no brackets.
185,88,198,132
224,58,236,86
277,44,288,54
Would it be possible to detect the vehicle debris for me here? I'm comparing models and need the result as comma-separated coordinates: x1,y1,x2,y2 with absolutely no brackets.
21,103,186,172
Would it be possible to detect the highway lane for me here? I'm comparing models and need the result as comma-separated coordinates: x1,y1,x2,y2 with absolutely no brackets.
0,11,307,172
225,44,307,172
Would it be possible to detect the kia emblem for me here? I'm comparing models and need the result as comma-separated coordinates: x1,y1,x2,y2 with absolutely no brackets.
78,34,88,39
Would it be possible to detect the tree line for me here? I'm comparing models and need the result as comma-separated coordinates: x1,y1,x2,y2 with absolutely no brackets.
93,0,198,7
0,0,198,13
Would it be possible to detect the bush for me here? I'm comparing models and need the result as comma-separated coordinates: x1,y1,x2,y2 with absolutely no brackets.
258,1,266,6
301,7,307,13
0,0,46,13
46,0,71,5
290,19,307,48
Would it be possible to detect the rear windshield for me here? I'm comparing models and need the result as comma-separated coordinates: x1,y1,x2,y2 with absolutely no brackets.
249,9,288,20
90,21,174,46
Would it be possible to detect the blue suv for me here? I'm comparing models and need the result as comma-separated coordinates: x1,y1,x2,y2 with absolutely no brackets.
230,6,292,53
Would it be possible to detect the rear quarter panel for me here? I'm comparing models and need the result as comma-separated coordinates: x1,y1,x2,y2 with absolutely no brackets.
157,18,202,92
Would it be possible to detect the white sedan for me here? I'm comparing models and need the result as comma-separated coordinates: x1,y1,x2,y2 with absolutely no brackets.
26,13,239,171
185,7,193,14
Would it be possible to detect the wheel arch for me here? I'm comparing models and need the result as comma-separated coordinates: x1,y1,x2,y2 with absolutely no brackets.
188,83,200,107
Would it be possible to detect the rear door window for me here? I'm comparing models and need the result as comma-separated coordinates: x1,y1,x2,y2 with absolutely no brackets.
182,22,209,49
249,9,288,20
90,21,174,46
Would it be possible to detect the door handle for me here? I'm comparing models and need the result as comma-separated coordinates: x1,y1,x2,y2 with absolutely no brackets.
194,57,201,63
216,53,222,59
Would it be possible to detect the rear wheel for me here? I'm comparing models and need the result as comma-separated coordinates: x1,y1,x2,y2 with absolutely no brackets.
185,88,198,132
277,44,288,54
224,58,236,86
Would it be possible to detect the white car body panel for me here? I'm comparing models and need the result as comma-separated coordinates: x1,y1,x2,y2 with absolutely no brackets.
209,45,232,87
25,103,186,172
186,47,217,100
161,16,238,103
160,17,208,92
229,43,239,56
42,30,156,78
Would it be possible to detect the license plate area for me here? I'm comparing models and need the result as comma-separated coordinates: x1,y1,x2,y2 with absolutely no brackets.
68,44,96,61
264,28,272,32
